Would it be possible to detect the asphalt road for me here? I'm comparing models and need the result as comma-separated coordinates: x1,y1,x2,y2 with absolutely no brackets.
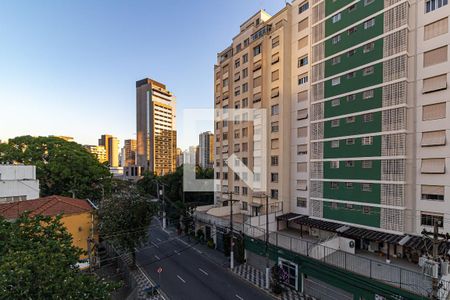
136,223,274,300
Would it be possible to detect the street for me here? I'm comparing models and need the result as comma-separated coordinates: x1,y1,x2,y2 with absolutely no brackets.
136,222,274,300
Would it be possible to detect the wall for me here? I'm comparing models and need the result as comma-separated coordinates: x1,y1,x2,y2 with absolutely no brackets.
62,212,96,260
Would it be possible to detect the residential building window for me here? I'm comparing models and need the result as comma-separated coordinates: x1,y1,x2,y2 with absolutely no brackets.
271,121,279,133
297,197,307,208
242,187,248,195
253,76,262,88
345,160,354,167
423,102,446,120
242,127,248,137
271,104,279,116
242,83,248,93
242,143,248,152
364,0,374,5
362,136,373,145
331,140,340,148
346,72,355,79
347,26,357,35
332,34,341,44
244,38,250,47
345,182,353,189
242,201,248,210
347,94,356,102
298,36,308,49
421,213,444,227
362,183,372,192
297,126,308,138
297,162,307,172
271,87,279,98
421,158,446,174
425,0,448,13
223,172,228,180
363,206,371,214
236,43,242,52
272,70,280,81
363,113,374,122
424,46,448,67
234,186,240,194
424,18,448,40
330,182,339,189
346,116,355,123
297,109,308,120
421,130,446,146
331,77,341,86
271,173,279,182
298,74,308,85
331,56,341,65
363,66,374,76
243,53,248,63
348,4,356,11
271,189,279,199
253,92,262,103
422,74,447,93
346,204,354,209
298,1,309,13
242,98,248,108
331,98,340,106
331,119,340,127
363,42,375,53
242,68,248,78
331,202,339,209
242,157,248,166
362,160,372,168
363,90,374,99
271,138,279,149
223,78,229,87
298,18,309,32
332,13,341,23
346,138,355,145
235,59,240,68
421,185,445,201
298,91,308,103
297,180,307,190
298,56,308,67
234,87,240,96
347,49,356,57
364,18,375,29
253,44,262,56
272,36,280,48
216,172,220,179
330,161,339,169
297,144,307,155
272,53,280,65
271,156,279,166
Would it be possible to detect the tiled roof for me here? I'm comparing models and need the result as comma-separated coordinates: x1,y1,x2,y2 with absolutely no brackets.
0,195,93,219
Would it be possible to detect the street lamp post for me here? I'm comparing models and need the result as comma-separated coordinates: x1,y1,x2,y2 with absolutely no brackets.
223,191,238,269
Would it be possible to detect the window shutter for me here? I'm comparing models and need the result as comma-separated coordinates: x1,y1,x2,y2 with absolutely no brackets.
297,162,307,172
423,46,448,67
271,70,280,81
421,158,446,173
298,37,308,49
297,126,308,137
271,139,279,149
271,54,280,64
253,92,262,102
421,185,444,195
421,130,446,146
422,102,446,120
253,61,262,71
298,91,308,102
297,109,308,120
271,88,280,98
423,74,447,93
297,180,307,190
298,18,309,32
424,18,448,40
253,76,262,88
297,144,308,154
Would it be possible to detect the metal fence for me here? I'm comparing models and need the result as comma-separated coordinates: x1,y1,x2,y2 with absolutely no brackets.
243,223,439,297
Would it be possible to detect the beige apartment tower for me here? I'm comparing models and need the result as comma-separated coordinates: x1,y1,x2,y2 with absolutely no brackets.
199,131,214,169
136,78,177,176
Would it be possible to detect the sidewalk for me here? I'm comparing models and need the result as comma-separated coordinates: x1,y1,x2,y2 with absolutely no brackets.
233,264,316,300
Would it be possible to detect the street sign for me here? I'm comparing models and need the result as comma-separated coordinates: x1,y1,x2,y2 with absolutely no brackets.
157,267,163,273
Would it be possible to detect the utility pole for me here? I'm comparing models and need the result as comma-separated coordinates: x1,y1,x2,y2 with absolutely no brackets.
254,193,270,289
422,219,444,299
223,191,238,269
87,237,92,273
161,184,166,229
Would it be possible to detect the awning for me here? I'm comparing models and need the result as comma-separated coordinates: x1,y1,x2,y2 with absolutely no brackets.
341,226,404,244
276,213,304,222
293,216,345,232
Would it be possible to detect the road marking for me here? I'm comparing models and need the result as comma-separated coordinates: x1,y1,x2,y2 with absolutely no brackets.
154,255,160,260
177,275,186,283
151,241,159,248
157,238,162,242
176,237,202,254
174,250,181,255
235,294,244,300
198,268,208,276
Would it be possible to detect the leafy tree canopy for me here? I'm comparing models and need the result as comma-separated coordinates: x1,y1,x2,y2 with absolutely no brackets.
0,136,111,202
0,214,117,299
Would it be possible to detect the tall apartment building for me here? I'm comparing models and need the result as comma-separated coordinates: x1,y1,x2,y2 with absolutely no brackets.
98,134,119,167
123,139,137,166
84,145,108,164
136,78,177,176
309,0,450,235
213,0,450,236
199,131,214,169
214,8,294,214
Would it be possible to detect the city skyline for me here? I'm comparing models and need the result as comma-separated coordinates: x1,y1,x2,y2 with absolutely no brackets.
0,0,284,150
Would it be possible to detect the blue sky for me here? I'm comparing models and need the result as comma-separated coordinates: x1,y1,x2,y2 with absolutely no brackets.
0,0,285,150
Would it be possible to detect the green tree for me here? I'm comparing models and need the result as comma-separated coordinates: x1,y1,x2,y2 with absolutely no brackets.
0,136,111,202
98,181,157,267
0,213,117,299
